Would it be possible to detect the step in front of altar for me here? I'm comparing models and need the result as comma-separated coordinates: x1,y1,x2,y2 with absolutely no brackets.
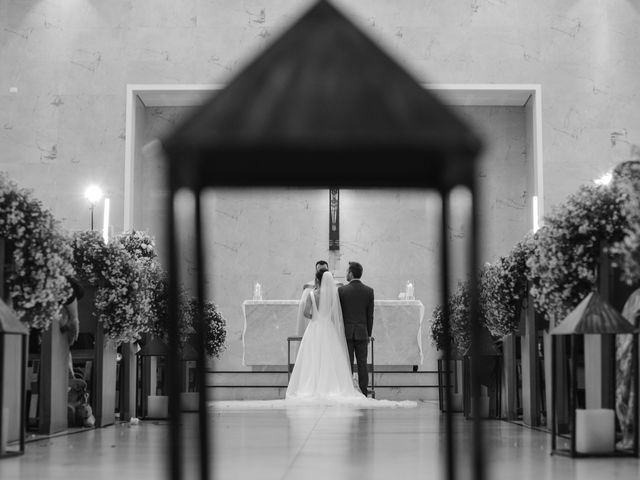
205,371,440,401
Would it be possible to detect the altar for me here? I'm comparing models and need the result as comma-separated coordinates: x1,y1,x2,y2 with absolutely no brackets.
242,300,424,366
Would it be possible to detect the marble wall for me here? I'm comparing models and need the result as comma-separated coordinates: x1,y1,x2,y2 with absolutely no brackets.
138,104,527,369
2,0,640,231
1,0,640,368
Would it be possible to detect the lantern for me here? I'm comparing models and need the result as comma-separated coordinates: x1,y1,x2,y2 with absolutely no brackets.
551,292,639,457
0,299,28,457
161,1,483,479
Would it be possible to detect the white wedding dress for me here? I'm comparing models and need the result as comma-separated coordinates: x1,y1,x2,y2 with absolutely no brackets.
286,271,364,401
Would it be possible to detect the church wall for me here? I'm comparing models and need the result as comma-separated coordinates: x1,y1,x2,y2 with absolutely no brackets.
140,104,527,370
1,0,639,370
1,0,639,232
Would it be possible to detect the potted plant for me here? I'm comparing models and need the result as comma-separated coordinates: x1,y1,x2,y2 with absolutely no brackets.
0,173,75,435
142,272,227,415
71,230,160,426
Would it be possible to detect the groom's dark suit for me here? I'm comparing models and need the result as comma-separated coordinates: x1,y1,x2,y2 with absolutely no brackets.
338,279,374,396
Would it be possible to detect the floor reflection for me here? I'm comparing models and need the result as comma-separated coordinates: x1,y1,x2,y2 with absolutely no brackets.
3,402,640,480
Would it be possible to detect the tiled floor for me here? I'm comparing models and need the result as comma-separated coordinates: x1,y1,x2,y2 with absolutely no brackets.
1,401,639,480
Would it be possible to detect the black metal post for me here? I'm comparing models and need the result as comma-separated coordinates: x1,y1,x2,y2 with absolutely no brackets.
20,335,27,453
370,337,375,398
551,335,557,453
440,192,455,480
0,336,4,457
287,338,291,382
194,190,210,480
634,332,639,457
437,360,443,411
570,335,577,456
469,182,485,480
167,166,182,480
90,204,94,231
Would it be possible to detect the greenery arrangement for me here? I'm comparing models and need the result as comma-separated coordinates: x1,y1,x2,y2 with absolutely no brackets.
71,230,158,343
0,169,228,356
527,183,630,325
430,280,473,356
0,173,74,330
148,273,227,359
430,176,634,349
185,298,227,359
146,273,192,349
481,235,535,337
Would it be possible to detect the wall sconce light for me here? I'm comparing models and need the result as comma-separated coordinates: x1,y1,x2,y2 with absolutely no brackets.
594,171,612,186
84,185,103,230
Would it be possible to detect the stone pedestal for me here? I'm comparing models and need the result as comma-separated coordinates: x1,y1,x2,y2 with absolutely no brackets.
521,297,541,427
502,333,518,420
38,317,69,435
93,322,116,428
75,284,117,428
120,343,137,421
1,335,26,443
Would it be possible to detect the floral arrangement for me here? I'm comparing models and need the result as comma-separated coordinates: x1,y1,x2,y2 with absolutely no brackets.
429,304,449,353
527,183,630,326
0,173,74,330
146,272,227,359
185,298,227,359
146,272,192,348
481,235,535,337
609,161,640,285
430,280,473,357
71,230,159,343
612,229,640,286
115,229,158,260
71,230,107,285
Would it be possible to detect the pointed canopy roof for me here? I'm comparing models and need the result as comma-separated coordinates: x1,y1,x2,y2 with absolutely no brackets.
551,291,636,335
0,299,28,335
162,0,482,190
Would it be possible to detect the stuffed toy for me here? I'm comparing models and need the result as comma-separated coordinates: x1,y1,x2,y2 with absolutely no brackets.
67,376,95,428
74,394,96,428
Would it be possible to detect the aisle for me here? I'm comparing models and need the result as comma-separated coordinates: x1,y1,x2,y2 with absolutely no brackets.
1,402,639,479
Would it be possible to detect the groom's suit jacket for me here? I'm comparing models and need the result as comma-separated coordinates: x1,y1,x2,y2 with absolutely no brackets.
338,279,374,341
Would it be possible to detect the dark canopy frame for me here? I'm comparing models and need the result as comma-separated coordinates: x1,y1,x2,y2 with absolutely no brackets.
161,1,483,479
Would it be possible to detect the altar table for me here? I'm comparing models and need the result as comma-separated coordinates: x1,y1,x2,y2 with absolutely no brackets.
242,300,424,366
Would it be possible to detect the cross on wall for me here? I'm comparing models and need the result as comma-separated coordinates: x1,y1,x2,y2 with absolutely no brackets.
329,188,339,250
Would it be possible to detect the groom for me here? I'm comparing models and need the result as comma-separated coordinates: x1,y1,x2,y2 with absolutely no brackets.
338,261,374,396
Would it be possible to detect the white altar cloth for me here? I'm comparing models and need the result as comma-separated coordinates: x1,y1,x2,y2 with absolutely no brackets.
242,300,424,366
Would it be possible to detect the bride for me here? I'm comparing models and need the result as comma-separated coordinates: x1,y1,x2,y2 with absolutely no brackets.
286,269,416,408
210,269,416,409
286,269,364,400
